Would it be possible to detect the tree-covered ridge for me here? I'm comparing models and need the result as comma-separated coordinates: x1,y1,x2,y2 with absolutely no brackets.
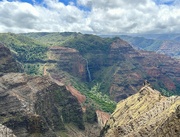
0,33,44,48
22,32,83,46
63,34,117,54
22,32,117,54
0,33,48,63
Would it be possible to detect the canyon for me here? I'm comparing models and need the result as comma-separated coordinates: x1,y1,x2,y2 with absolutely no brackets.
0,43,102,137
0,32,180,137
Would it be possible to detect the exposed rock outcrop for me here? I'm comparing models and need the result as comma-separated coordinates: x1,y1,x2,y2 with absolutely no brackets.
0,73,84,137
48,46,87,81
0,43,22,73
107,39,180,102
100,85,180,137
96,110,110,128
46,38,180,103
109,39,139,64
0,43,102,137
0,124,16,137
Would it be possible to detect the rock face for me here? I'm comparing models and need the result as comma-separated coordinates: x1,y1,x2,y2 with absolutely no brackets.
106,39,180,102
140,51,180,90
96,110,110,128
0,73,84,137
100,85,180,137
0,43,22,73
0,42,84,137
48,46,87,81
109,39,139,64
0,43,103,137
50,37,179,102
157,41,180,58
0,124,16,137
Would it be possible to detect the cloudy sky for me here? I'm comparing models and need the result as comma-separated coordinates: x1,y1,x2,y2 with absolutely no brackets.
0,0,180,34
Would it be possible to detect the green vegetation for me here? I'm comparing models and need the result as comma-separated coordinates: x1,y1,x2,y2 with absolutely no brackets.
0,33,48,63
160,85,180,97
0,33,45,48
161,88,174,97
0,33,48,75
1,32,179,114
23,64,44,75
92,65,117,95
11,45,48,62
52,88,85,130
85,105,97,123
63,34,115,54
88,83,116,113
61,34,117,85
22,32,80,46
120,35,163,51
72,81,116,113
175,84,180,96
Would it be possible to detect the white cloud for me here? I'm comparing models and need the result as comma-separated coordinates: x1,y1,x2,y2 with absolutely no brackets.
0,0,180,34
0,0,92,33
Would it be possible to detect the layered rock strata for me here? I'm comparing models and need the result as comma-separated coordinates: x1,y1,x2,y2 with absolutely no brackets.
0,43,21,73
107,39,180,101
48,46,87,81
0,73,84,137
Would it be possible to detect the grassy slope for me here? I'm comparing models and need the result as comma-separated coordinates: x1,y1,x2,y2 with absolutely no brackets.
22,32,82,46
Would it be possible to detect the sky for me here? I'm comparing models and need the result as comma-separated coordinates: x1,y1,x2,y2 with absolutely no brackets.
0,0,180,34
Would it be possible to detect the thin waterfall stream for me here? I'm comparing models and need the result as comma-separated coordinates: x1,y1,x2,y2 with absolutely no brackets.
83,57,92,82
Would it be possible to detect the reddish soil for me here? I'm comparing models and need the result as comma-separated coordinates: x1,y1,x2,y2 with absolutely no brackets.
66,85,86,104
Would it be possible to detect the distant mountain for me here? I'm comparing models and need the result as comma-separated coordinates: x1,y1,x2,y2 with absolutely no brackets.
135,33,180,42
119,35,180,58
100,84,180,137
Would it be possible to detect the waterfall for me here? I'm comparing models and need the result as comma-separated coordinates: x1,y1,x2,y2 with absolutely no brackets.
83,57,92,82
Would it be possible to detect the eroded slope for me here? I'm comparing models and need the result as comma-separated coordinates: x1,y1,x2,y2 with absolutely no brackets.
0,43,22,73
0,73,84,137
101,85,180,137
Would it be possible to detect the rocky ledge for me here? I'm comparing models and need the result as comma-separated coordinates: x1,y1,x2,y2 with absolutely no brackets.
100,85,180,137
0,43,22,73
0,124,16,137
0,73,84,137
